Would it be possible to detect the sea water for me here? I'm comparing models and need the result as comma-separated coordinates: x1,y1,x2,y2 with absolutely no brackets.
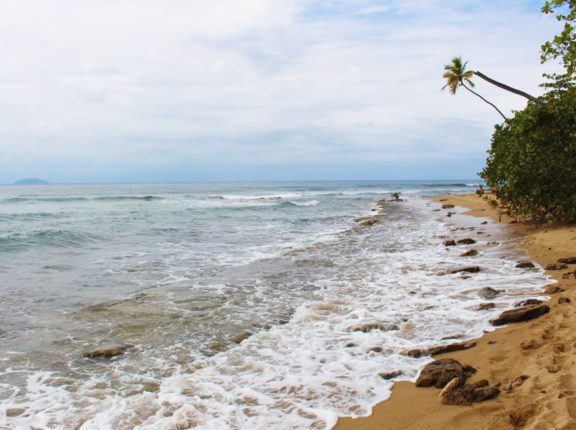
0,181,551,429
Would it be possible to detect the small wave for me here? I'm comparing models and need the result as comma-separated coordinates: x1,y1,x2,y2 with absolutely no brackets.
0,229,101,252
93,195,162,202
280,200,320,207
2,195,162,204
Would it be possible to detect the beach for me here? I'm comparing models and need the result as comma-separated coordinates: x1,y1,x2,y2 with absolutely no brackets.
336,193,576,430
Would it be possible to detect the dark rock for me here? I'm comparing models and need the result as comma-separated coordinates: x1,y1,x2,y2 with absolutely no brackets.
516,261,536,269
515,299,543,307
405,348,424,358
348,323,399,333
481,221,488,225
478,287,501,300
558,257,576,264
387,192,404,202
545,285,565,294
558,297,571,304
84,344,132,359
457,238,476,245
460,249,478,257
359,218,379,227
368,346,384,353
442,204,455,209
230,331,252,344
444,240,457,247
428,341,477,356
416,359,476,388
477,303,496,311
490,304,550,326
450,266,481,274
379,370,403,380
546,263,568,270
208,342,226,351
441,380,500,406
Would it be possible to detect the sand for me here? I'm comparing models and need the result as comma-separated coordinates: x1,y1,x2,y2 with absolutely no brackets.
335,193,576,430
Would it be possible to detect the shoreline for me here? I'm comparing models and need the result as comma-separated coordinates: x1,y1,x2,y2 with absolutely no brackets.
336,193,576,430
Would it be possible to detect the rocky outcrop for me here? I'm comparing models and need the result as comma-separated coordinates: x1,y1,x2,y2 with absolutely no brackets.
558,257,576,264
379,370,403,380
450,266,481,274
84,344,132,359
440,379,500,406
457,238,476,245
490,304,550,326
515,260,536,269
546,263,568,270
230,331,252,344
406,341,477,359
444,240,457,247
460,249,478,257
359,218,379,227
515,299,543,307
348,322,399,333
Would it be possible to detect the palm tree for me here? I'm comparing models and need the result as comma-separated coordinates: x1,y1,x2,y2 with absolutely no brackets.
442,56,508,121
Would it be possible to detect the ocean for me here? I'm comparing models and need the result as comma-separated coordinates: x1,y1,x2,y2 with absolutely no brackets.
0,181,551,429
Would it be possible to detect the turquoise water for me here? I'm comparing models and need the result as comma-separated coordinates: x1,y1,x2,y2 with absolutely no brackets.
0,181,550,429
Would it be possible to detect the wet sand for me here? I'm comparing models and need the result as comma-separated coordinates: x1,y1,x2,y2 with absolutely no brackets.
336,193,576,430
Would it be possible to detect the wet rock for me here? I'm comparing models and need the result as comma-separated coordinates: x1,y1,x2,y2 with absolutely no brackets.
441,379,500,406
6,408,26,417
379,370,403,380
546,263,568,270
442,204,455,209
545,285,565,294
515,299,543,307
558,297,571,304
558,257,576,264
516,260,536,269
477,303,496,311
359,218,379,227
348,323,399,333
481,221,488,225
450,266,481,274
490,304,550,326
444,240,457,247
460,249,478,257
428,341,477,356
368,346,384,353
478,287,501,300
457,238,476,245
415,359,476,388
405,348,424,358
230,331,252,344
84,344,132,359
387,192,404,202
208,342,226,351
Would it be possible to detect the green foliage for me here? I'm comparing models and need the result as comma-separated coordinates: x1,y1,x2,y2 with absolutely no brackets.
481,88,576,222
442,56,475,94
541,0,576,85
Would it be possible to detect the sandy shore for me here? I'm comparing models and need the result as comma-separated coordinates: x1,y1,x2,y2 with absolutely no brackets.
336,193,576,430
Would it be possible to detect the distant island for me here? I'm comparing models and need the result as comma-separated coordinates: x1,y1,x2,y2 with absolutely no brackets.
14,178,50,185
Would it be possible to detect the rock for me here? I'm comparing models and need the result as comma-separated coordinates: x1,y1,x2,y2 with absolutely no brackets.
442,204,455,209
502,375,529,392
558,297,571,304
481,221,488,225
520,339,542,350
546,263,568,270
438,377,465,397
450,266,481,274
349,323,399,333
359,218,379,227
558,257,576,264
478,287,501,300
84,344,132,359
515,299,543,307
368,346,384,353
387,192,404,202
6,408,26,417
230,331,252,344
441,380,500,406
444,240,457,247
405,348,424,358
379,370,403,380
457,238,476,245
429,341,477,356
460,249,478,257
208,342,226,351
516,260,536,269
545,285,565,294
416,359,476,388
477,303,496,311
490,304,550,326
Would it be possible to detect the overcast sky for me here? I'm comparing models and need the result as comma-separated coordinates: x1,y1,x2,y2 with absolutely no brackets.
0,0,562,183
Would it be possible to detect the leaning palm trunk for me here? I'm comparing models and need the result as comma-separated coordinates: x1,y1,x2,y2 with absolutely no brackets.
473,71,544,105
461,82,508,121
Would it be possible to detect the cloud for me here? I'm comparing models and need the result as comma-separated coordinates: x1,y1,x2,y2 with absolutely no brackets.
0,0,563,182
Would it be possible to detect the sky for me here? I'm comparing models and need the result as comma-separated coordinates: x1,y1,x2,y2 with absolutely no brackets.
0,0,563,183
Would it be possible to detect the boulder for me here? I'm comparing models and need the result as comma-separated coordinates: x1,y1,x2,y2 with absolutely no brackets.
450,266,481,274
416,359,476,388
477,303,496,311
441,379,500,406
460,249,478,257
490,304,550,326
379,370,403,380
545,285,565,294
558,257,576,264
444,240,457,247
84,344,132,359
478,287,501,300
457,238,476,245
230,331,252,344
516,261,536,269
558,297,571,304
546,263,568,270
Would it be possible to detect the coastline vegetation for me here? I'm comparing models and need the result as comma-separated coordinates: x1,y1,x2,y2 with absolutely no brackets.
444,1,576,222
